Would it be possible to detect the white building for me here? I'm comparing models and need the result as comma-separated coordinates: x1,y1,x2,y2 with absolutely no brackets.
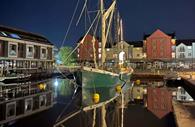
176,41,192,59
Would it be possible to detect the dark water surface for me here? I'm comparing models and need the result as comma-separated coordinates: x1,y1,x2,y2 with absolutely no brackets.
9,79,176,127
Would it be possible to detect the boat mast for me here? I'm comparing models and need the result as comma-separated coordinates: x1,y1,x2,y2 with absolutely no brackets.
100,0,106,67
100,0,116,67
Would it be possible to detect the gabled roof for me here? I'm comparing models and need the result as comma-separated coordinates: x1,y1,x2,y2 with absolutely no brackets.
143,29,176,40
176,39,195,46
0,25,53,45
127,41,143,47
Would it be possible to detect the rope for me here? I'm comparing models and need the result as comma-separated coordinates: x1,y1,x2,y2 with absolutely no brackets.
62,11,100,64
55,88,81,123
92,108,96,127
55,11,101,123
101,104,107,127
121,93,124,127
76,0,88,26
60,0,80,47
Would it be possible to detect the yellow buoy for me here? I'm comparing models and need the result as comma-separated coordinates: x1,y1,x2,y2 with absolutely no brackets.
135,79,141,85
115,85,122,93
92,93,100,103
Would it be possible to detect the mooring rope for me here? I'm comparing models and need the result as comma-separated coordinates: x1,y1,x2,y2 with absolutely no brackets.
101,104,107,127
92,108,96,127
121,93,124,127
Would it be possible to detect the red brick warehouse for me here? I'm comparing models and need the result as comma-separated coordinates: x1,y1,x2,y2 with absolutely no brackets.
144,29,176,60
77,34,99,63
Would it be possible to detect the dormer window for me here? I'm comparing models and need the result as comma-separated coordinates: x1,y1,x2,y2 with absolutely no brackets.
1,31,7,36
41,47,47,59
26,45,34,58
8,42,18,57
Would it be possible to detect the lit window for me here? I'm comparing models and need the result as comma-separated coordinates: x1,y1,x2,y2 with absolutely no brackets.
188,46,192,50
98,54,101,58
98,48,101,53
106,48,110,51
9,33,21,39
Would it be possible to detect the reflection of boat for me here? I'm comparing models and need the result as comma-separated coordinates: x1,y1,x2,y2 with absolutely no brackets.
0,74,31,83
73,0,133,106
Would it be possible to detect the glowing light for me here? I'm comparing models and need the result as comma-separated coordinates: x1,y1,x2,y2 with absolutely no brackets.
54,79,58,87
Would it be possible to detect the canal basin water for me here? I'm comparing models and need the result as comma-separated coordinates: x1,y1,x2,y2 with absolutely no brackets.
10,79,176,127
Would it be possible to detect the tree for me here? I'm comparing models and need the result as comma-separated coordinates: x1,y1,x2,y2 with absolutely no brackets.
58,46,77,66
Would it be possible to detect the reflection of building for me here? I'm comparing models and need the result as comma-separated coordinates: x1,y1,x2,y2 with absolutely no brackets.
0,79,54,124
176,86,194,101
77,34,99,64
144,29,175,60
147,87,173,119
0,25,54,76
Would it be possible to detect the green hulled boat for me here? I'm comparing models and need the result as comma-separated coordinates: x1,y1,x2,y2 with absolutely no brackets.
75,0,133,106
75,66,133,106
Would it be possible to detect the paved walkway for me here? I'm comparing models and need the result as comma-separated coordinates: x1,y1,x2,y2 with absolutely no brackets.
173,101,195,127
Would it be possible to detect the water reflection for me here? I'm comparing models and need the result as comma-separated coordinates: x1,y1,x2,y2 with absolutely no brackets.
52,78,75,98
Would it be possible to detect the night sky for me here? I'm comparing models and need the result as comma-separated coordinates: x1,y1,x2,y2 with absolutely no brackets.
0,0,195,47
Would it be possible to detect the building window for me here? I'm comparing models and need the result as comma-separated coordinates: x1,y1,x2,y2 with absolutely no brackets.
39,95,46,107
26,45,34,58
98,48,101,53
179,53,185,58
188,46,192,50
98,42,101,47
9,43,17,57
180,96,186,100
181,89,186,94
25,98,33,112
6,103,16,118
41,48,47,59
98,54,101,59
179,46,185,52
188,53,192,57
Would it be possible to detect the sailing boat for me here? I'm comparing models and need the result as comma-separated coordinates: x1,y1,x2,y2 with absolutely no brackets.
74,0,133,106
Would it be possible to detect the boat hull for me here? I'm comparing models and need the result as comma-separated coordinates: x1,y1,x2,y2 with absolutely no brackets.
75,68,132,106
